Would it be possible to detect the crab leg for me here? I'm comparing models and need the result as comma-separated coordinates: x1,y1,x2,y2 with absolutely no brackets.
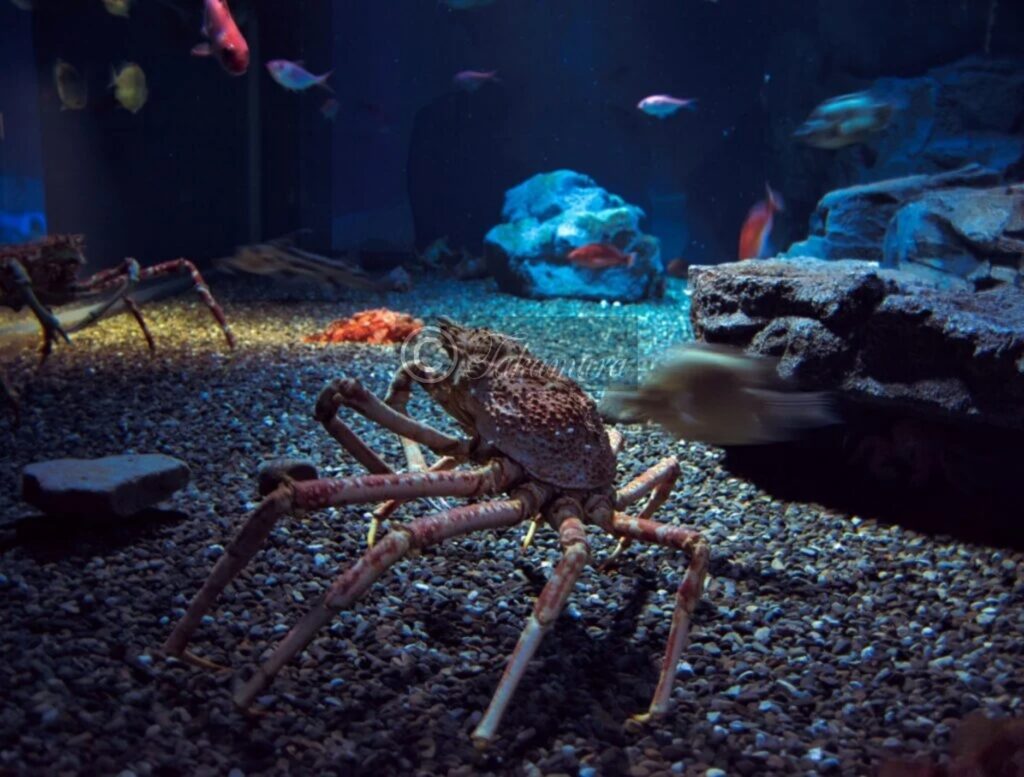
318,377,473,459
610,512,709,721
163,463,517,658
233,486,550,710
67,258,141,336
472,509,590,748
1,370,19,426
76,257,235,348
7,258,70,360
607,427,624,455
122,296,156,352
367,456,458,546
385,366,434,472
315,382,454,520
604,457,680,567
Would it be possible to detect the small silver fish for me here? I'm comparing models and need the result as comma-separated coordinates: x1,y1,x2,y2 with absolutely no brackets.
266,60,332,92
453,70,499,92
600,343,838,446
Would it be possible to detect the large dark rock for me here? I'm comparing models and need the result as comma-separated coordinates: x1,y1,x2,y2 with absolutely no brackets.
689,259,1024,432
21,454,191,519
483,171,664,301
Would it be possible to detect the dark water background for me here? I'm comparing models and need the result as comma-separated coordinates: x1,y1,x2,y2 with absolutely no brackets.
2,0,1022,269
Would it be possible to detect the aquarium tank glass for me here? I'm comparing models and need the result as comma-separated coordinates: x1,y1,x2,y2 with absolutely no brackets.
1,1,1023,775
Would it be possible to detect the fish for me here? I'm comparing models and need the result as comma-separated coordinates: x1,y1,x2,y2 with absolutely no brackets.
8,0,32,10
110,62,148,114
794,91,894,149
637,94,697,118
266,60,332,92
738,183,784,260
53,60,87,111
102,0,132,17
453,70,499,92
191,0,250,76
320,98,340,121
665,258,690,279
566,243,636,270
599,343,838,446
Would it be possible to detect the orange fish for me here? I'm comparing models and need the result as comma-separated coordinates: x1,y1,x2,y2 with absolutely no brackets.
738,184,784,260
567,243,636,270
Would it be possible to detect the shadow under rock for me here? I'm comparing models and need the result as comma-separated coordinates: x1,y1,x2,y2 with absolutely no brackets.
0,507,188,562
721,411,1024,553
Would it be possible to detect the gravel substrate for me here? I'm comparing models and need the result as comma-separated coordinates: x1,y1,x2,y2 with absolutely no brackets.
1,275,1021,776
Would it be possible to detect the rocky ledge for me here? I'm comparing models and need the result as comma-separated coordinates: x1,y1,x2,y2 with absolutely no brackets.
689,259,1024,433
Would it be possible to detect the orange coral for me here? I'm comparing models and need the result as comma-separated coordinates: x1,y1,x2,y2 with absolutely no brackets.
304,308,424,345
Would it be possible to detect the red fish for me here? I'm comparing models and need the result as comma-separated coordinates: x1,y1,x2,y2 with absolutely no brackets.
738,184,784,260
567,243,636,270
191,0,249,76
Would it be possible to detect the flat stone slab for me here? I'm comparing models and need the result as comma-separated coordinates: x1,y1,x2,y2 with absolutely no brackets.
21,454,191,519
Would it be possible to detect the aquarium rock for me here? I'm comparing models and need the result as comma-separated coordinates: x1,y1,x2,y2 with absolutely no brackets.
784,164,1000,263
21,454,190,519
257,457,319,496
776,57,1024,221
884,183,1024,287
483,170,663,301
689,259,1024,432
786,165,1023,287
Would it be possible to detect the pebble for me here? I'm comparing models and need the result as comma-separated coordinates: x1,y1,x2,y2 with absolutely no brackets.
0,281,1020,777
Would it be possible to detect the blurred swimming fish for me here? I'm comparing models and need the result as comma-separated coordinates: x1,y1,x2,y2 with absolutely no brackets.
110,62,148,114
53,60,87,111
102,0,132,17
9,0,32,9
453,70,499,91
320,98,340,121
738,183,783,260
600,343,837,446
567,243,635,270
191,0,249,76
266,60,332,92
794,91,894,149
637,94,697,118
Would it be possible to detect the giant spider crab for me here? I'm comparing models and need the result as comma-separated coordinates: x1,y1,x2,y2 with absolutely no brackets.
163,319,709,746
1,234,234,421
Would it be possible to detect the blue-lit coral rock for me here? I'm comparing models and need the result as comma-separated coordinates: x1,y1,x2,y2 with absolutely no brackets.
483,170,663,301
